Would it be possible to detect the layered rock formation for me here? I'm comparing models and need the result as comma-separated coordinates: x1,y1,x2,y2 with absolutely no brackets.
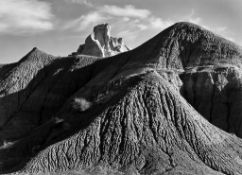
1,22,242,174
181,66,242,137
71,23,129,57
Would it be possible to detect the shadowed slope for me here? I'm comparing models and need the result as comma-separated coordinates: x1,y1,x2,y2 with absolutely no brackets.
0,48,55,132
5,72,242,175
0,54,101,141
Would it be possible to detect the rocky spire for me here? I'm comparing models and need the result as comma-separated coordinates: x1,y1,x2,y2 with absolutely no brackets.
71,23,129,57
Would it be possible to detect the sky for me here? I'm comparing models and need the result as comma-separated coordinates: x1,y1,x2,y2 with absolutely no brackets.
0,0,242,63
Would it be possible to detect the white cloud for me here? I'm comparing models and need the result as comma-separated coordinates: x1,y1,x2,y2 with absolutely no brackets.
64,5,236,48
123,17,131,22
183,9,202,24
64,5,172,32
0,0,54,35
64,0,93,7
117,30,138,41
62,4,174,48
149,17,172,29
100,5,151,19
137,24,148,31
63,12,109,31
180,10,234,42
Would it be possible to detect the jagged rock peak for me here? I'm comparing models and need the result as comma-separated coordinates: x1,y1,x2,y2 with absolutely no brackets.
71,23,129,57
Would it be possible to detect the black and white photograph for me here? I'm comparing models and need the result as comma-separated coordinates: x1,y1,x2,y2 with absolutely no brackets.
0,0,242,174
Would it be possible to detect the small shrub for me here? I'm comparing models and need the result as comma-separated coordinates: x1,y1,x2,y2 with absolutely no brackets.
72,98,92,112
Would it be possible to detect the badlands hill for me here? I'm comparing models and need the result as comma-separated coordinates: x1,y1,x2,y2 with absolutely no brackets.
1,22,242,175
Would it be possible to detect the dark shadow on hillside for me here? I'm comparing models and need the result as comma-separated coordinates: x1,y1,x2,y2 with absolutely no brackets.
0,63,141,174
0,48,134,173
179,69,242,136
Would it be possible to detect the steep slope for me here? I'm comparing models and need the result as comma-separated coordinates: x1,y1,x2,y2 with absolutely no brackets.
0,54,100,142
1,22,242,174
180,66,242,136
3,72,242,175
0,48,55,132
124,22,242,136
0,47,55,96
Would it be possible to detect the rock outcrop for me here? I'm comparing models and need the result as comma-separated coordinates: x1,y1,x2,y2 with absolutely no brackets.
71,23,129,57
2,22,242,175
181,66,242,137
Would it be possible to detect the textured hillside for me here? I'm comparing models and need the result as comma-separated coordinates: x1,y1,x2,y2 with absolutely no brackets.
1,22,242,174
0,48,55,142
181,66,242,136
129,22,242,70
0,53,99,142
23,73,242,175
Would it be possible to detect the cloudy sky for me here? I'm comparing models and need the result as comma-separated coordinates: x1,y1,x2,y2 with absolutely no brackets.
0,0,242,63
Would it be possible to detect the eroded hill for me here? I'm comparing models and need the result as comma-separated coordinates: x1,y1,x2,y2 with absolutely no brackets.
1,22,242,175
